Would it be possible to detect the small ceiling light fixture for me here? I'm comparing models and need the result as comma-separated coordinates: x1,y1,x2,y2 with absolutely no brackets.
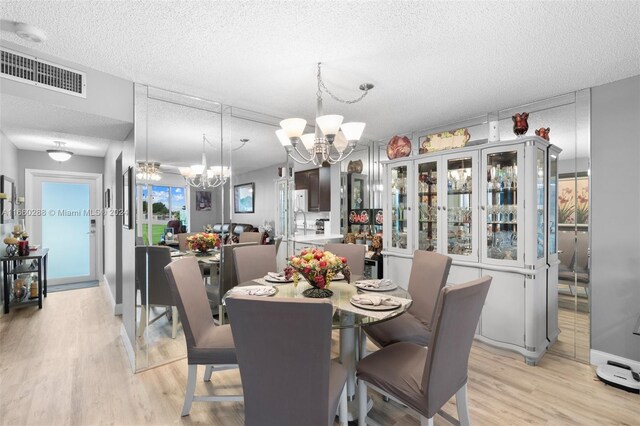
14,22,47,43
136,162,162,182
277,62,372,166
178,134,230,189
47,141,73,162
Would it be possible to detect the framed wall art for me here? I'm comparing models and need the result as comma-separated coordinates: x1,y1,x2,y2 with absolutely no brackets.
122,167,132,229
0,175,16,224
195,191,212,211
234,182,255,213
558,172,589,228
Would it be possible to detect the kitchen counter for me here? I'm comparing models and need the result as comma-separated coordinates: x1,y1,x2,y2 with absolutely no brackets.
289,234,343,245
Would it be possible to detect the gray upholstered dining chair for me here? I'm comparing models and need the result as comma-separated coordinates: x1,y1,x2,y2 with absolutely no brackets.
233,244,277,284
164,257,242,416
238,231,263,244
226,296,348,426
135,246,179,338
357,276,492,426
177,232,195,252
362,250,452,348
212,242,258,324
324,243,366,279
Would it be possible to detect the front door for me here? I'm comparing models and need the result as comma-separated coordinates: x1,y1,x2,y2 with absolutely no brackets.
26,171,101,286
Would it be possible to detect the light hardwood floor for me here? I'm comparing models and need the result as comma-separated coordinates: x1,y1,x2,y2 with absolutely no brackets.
1,283,637,425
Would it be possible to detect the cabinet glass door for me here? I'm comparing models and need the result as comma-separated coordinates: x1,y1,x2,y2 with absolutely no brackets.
390,164,409,250
484,148,521,264
536,148,546,259
445,154,476,259
417,160,438,251
548,151,558,256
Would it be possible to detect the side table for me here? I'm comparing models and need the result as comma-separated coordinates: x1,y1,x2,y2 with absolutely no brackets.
1,248,49,313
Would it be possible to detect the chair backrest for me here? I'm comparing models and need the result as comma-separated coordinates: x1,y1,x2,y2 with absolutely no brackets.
167,219,183,234
164,257,216,355
421,276,492,418
407,250,452,326
177,232,196,252
226,296,334,426
221,223,234,234
233,245,277,284
274,236,283,254
219,242,258,302
212,223,223,233
238,231,263,244
135,246,174,306
323,243,366,277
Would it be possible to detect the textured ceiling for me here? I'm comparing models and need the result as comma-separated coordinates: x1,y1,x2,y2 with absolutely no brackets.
1,1,639,169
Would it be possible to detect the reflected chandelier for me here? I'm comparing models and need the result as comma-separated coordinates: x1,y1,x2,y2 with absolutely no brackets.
276,62,372,166
179,134,230,189
136,162,161,181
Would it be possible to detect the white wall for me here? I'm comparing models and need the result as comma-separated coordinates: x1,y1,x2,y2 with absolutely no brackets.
591,75,640,362
0,132,19,308
103,140,124,308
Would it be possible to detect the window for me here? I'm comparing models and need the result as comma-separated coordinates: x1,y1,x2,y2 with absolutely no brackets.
140,184,188,244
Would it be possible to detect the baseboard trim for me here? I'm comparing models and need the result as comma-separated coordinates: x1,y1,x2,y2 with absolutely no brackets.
102,274,122,315
591,349,640,371
120,323,135,373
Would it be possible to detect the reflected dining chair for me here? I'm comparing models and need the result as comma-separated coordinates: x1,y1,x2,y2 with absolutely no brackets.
135,246,179,338
233,245,277,284
238,231,263,244
226,296,348,426
164,257,242,416
324,243,366,280
177,232,195,252
357,276,492,426
213,242,258,324
362,250,452,349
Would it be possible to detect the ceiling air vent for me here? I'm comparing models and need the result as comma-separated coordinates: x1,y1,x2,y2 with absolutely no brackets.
1,47,86,98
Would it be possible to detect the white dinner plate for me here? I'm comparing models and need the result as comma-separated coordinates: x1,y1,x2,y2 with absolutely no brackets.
228,285,277,297
263,275,293,284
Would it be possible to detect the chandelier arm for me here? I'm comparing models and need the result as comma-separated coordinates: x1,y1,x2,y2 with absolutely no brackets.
292,144,315,162
317,62,371,105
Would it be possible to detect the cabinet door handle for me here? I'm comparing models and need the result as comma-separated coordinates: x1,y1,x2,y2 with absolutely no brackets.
480,205,486,211
437,206,441,211
442,206,447,211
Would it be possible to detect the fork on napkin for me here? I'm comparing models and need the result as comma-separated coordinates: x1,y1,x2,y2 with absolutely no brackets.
351,294,400,307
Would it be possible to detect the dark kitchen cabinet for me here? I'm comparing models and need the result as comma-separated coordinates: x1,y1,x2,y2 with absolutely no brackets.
295,167,331,211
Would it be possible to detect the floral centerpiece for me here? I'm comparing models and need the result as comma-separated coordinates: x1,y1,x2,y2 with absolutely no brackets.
187,232,220,255
284,248,350,298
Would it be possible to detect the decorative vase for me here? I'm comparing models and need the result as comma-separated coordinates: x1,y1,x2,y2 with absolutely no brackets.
535,127,550,141
6,244,17,257
512,112,529,136
298,271,334,298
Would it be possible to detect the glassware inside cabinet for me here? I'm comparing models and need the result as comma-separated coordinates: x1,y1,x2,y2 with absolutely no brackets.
417,161,438,251
536,148,546,259
486,151,518,260
390,165,408,249
447,157,473,256
548,152,558,256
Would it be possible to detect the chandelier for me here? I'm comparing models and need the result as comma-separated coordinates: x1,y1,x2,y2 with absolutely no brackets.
179,134,229,189
276,62,372,166
136,162,161,181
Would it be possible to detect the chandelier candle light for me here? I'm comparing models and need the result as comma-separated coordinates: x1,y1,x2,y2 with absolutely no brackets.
179,133,230,189
276,62,372,166
136,162,161,181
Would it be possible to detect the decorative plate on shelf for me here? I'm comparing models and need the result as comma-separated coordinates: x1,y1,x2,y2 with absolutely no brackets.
418,128,470,154
386,135,412,160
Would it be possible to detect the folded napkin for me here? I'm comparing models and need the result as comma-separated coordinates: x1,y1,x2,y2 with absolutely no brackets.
267,272,284,279
356,279,393,289
231,286,274,296
351,294,400,307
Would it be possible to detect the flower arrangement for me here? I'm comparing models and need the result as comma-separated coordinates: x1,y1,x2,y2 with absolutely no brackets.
187,232,220,254
284,248,350,298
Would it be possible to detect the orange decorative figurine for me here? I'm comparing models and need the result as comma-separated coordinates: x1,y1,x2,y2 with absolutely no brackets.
535,127,550,141
512,112,529,136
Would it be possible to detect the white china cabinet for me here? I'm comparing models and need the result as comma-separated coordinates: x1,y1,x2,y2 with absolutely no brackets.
383,136,560,364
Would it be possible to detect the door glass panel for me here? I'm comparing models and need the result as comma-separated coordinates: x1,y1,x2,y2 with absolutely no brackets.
417,161,438,251
41,182,90,279
390,165,408,249
486,151,517,260
447,157,473,256
536,148,546,259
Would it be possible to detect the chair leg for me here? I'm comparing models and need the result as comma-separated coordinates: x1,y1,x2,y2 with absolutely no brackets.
182,364,197,416
339,384,348,426
456,383,471,426
419,416,434,426
358,379,368,426
218,305,225,325
136,306,148,337
204,365,213,382
172,306,179,339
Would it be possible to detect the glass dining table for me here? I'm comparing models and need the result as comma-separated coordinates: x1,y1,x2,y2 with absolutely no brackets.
225,278,412,420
